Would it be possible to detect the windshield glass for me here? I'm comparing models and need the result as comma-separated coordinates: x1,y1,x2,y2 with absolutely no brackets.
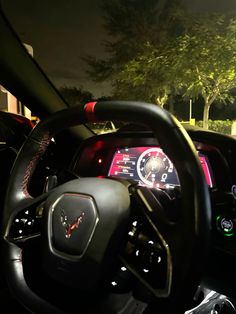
1,0,236,136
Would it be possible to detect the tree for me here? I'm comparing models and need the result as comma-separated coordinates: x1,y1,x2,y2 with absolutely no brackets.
115,42,173,106
85,0,186,83
59,86,93,106
118,14,236,129
174,15,236,129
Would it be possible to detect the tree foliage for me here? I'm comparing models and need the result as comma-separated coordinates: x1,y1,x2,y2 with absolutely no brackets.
85,1,236,129
118,14,236,128
115,42,173,106
196,119,232,135
174,15,236,128
59,86,93,106
85,0,186,83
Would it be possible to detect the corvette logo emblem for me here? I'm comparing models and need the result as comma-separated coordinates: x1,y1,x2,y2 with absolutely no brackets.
60,211,85,239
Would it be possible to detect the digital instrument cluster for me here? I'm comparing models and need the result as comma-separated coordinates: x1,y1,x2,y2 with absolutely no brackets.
108,146,213,189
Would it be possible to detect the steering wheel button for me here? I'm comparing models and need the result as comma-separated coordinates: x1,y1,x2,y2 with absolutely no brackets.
216,215,235,237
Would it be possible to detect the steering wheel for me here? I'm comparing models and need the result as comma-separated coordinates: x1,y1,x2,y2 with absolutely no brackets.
2,101,211,314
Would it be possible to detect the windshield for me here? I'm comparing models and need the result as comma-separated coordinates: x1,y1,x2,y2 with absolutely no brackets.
1,0,236,136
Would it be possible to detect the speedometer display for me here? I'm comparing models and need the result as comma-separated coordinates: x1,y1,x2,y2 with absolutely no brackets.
108,146,179,189
108,146,213,189
136,147,177,187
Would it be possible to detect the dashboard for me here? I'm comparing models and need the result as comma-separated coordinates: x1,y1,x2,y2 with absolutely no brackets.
71,128,236,254
73,131,223,191
108,146,213,189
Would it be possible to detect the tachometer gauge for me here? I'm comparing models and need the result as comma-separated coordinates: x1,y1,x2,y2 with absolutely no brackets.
137,147,178,188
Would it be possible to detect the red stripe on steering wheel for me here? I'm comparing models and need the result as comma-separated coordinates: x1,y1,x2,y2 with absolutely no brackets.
84,101,97,122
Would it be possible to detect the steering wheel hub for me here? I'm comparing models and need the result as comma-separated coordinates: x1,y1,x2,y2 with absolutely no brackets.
49,193,99,257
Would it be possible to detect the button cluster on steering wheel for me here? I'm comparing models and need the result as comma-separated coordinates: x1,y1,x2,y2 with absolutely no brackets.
9,206,42,239
122,218,167,291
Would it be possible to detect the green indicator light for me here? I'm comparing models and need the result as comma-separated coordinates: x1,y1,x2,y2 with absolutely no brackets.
216,215,235,237
223,231,234,237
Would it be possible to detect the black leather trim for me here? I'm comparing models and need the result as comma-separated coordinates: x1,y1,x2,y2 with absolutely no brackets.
3,240,65,314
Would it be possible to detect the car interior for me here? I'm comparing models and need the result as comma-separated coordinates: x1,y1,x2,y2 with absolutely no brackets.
1,1,236,314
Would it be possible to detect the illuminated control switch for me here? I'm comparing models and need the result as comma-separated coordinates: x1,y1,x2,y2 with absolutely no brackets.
216,215,235,237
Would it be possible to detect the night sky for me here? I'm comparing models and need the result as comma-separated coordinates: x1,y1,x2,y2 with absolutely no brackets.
2,0,236,98
1,0,111,97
